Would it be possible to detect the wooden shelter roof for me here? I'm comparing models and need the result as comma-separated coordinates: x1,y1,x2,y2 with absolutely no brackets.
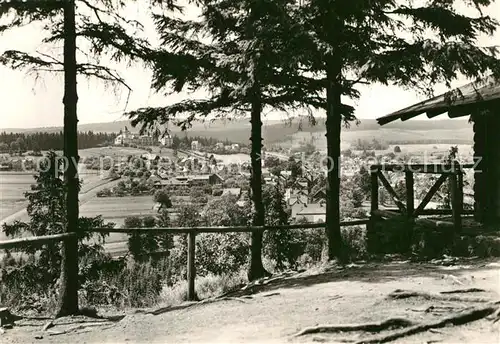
377,75,500,125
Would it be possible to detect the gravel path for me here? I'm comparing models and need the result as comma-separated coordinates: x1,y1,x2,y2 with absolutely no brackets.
3,259,499,343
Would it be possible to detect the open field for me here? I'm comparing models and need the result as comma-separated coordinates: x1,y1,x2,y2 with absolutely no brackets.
0,177,122,240
81,196,156,252
2,118,473,145
277,127,473,152
0,145,152,224
0,169,109,220
192,151,251,164
0,173,34,220
343,128,473,144
377,144,474,162
80,196,156,225
78,146,149,158
0,173,33,202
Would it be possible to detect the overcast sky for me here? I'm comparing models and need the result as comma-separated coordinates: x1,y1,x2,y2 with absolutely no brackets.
0,1,498,129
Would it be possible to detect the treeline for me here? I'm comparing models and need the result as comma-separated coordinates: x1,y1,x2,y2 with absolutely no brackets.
0,131,116,152
387,139,473,145
351,138,389,151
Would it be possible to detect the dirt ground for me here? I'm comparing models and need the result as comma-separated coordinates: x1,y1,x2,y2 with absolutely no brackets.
2,258,500,343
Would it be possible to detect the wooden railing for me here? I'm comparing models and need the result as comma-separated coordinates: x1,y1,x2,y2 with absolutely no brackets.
370,163,473,232
0,233,76,250
0,162,477,305
0,220,369,301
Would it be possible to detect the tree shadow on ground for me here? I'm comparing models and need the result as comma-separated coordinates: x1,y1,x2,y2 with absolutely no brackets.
137,302,199,316
223,258,500,298
144,258,499,316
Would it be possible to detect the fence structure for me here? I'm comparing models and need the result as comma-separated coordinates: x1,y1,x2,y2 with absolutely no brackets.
0,220,368,301
0,162,483,305
370,163,474,233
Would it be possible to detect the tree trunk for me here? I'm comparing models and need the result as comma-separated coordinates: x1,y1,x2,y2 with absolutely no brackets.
324,59,345,262
248,84,270,281
57,0,79,317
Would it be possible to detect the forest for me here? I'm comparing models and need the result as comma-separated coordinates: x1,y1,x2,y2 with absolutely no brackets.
0,131,115,153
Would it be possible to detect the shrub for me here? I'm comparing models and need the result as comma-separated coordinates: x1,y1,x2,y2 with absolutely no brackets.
159,269,247,306
81,258,172,308
342,226,367,259
196,233,249,276
154,190,173,208
96,188,112,198
293,226,324,262
296,253,315,269
212,188,223,196
367,216,413,255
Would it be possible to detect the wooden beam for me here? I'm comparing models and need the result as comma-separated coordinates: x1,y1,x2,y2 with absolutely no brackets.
401,112,420,121
423,209,472,216
87,221,370,235
449,170,462,233
0,233,75,250
426,109,446,118
371,170,379,212
377,171,406,212
378,208,403,213
405,171,414,217
187,231,196,301
458,172,464,212
340,219,370,226
448,108,472,118
371,164,471,174
88,225,319,234
372,209,400,219
415,218,454,228
413,174,448,217
381,208,474,216
369,166,379,234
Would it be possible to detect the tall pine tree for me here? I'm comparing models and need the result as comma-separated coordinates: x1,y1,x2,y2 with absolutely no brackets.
288,0,500,261
0,0,154,315
127,0,323,280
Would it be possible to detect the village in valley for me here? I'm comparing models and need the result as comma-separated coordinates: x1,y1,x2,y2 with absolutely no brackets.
0,122,477,256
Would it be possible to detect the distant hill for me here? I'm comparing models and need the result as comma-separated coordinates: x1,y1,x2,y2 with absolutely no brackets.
0,117,473,145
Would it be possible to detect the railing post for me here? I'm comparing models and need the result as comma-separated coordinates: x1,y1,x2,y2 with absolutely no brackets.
405,171,414,218
368,167,379,236
457,167,464,213
404,170,415,252
371,167,379,213
449,163,462,233
187,231,196,301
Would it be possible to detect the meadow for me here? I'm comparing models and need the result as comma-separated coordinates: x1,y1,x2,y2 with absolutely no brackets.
192,151,251,164
277,127,473,152
0,172,33,220
80,196,156,228
0,168,110,224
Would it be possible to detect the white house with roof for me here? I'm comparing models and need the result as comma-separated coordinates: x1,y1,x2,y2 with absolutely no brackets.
114,127,135,145
222,188,242,198
191,141,201,150
292,202,326,222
